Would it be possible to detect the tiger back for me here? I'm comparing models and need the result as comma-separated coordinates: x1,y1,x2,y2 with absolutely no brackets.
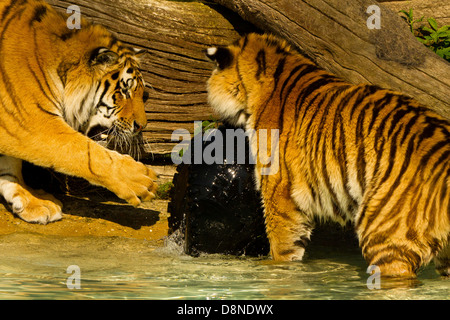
206,33,450,278
0,0,157,224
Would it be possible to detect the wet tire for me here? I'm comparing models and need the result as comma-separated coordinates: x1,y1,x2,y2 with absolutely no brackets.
168,125,269,256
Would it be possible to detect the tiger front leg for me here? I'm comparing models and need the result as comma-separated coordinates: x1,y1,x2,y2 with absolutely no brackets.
0,156,62,224
0,117,157,211
262,180,313,261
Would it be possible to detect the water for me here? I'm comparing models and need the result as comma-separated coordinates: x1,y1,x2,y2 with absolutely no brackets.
0,233,448,300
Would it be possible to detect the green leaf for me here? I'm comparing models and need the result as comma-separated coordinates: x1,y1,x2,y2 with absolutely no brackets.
422,26,435,34
428,18,438,30
416,37,427,43
437,31,449,38
413,16,424,23
431,33,439,42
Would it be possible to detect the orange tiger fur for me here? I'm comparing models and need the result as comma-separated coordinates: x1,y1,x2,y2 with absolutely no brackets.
0,0,157,224
206,33,450,278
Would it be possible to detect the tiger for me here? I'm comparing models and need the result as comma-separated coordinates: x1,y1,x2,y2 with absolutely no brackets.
0,0,158,224
205,33,450,278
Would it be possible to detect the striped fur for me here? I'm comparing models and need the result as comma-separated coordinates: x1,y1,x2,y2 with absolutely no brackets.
206,33,450,278
0,0,157,224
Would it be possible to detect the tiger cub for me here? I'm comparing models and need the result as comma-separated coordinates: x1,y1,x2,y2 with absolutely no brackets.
206,33,449,278
0,0,157,224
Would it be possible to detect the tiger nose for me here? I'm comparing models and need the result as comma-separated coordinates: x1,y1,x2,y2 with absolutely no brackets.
133,120,146,133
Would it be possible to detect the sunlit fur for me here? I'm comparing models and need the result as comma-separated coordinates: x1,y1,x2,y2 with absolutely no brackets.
0,0,157,224
206,33,450,278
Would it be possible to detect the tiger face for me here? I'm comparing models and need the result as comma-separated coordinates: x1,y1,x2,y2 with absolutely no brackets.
205,34,297,129
61,44,148,158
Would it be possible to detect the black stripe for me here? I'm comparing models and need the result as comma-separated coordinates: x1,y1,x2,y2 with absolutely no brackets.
273,56,286,80
0,3,30,125
419,140,448,170
418,123,437,142
386,109,409,140
27,55,59,111
1,0,25,22
297,77,336,126
278,64,311,131
235,55,249,110
240,34,249,52
328,87,367,213
366,93,394,132
36,103,59,117
372,131,417,217
32,27,60,105
254,56,286,128
373,106,398,151
87,142,99,177
98,80,111,106
400,113,420,145
355,107,367,191
255,49,266,80
318,90,352,219
303,93,329,142
29,4,47,26
369,246,421,273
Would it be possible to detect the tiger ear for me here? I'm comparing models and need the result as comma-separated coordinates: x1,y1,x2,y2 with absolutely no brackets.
205,46,232,69
90,47,119,66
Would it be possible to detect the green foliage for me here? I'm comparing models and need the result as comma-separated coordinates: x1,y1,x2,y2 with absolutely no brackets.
193,117,220,136
156,181,174,200
400,9,450,62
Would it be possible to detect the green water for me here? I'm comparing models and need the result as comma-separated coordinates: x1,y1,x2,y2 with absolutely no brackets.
0,233,448,300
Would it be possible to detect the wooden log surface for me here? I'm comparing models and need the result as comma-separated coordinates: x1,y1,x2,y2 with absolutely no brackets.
47,0,450,155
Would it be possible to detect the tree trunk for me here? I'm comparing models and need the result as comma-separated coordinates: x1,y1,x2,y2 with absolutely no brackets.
211,0,450,119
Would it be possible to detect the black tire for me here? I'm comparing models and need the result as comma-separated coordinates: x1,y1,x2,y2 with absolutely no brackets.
168,125,269,256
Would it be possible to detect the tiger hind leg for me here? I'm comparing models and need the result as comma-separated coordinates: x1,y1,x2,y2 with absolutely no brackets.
434,240,450,276
358,223,426,278
0,156,62,224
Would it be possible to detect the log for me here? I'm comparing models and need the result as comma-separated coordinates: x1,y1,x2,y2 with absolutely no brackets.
211,0,450,119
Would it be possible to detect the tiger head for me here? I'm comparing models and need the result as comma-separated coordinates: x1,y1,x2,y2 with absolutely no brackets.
59,29,149,158
205,33,300,128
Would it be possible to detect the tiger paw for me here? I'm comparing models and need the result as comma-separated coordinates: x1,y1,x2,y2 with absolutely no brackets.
12,189,63,224
104,154,158,206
